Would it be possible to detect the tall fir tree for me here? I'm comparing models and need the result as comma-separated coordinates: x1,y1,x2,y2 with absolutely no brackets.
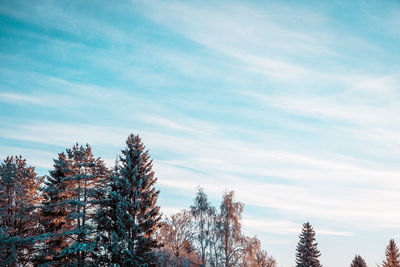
383,239,400,267
350,255,367,267
295,222,322,267
38,152,73,266
38,144,108,266
96,134,161,266
0,156,43,266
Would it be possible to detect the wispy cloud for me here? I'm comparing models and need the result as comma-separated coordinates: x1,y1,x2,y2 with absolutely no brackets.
1,1,400,266
4,120,400,229
0,146,57,169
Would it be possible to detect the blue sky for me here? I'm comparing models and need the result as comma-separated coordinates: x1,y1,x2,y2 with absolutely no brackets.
1,0,400,266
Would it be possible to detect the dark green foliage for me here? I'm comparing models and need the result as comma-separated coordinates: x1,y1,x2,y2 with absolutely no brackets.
295,222,322,267
0,135,282,267
350,255,367,267
38,144,108,266
95,134,161,266
0,156,42,267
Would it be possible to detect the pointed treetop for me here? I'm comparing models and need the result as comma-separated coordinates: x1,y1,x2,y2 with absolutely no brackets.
383,239,400,267
295,222,322,267
350,255,367,267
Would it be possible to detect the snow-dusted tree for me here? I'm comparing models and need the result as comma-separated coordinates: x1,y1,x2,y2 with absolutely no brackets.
38,144,108,266
295,222,322,267
156,209,200,266
96,134,161,266
191,187,215,266
383,239,400,267
0,156,43,266
350,255,367,267
219,191,244,267
242,236,276,267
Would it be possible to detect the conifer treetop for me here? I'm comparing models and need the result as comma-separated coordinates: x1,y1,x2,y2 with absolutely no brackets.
295,222,322,267
383,239,400,267
350,255,367,267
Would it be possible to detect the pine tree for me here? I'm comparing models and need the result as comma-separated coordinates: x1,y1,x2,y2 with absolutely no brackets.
0,156,43,266
96,134,161,266
383,239,400,267
350,255,367,267
295,222,322,267
92,161,115,266
38,144,108,266
37,152,73,266
94,157,125,266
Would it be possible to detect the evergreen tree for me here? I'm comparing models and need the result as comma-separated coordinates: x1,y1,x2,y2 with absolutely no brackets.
96,134,161,266
38,144,108,266
350,255,367,267
37,152,73,266
0,156,43,266
295,222,322,267
383,239,400,267
92,160,115,266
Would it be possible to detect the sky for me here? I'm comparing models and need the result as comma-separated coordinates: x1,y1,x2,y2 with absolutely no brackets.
0,0,400,266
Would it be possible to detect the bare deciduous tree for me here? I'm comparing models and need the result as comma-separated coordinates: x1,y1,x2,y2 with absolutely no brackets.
157,209,200,266
220,191,244,267
191,187,215,266
242,236,277,267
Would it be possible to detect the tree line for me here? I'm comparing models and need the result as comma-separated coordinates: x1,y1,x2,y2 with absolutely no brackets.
0,133,399,267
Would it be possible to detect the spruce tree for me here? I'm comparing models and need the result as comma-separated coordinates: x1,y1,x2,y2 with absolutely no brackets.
96,134,161,266
0,156,42,266
37,152,73,266
383,239,400,267
39,144,108,266
94,158,122,266
350,255,367,267
295,222,322,267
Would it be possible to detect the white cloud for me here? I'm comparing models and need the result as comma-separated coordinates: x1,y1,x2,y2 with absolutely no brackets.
3,120,400,230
